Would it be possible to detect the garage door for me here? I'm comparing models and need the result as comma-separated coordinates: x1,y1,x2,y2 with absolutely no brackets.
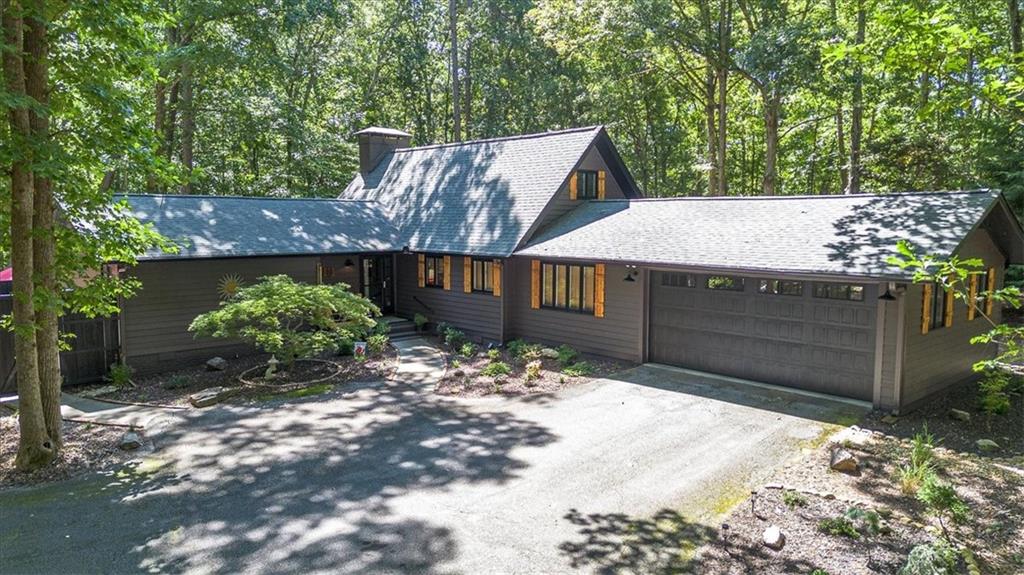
648,272,876,400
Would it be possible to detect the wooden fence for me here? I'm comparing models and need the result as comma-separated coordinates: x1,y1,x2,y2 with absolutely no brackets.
0,295,120,393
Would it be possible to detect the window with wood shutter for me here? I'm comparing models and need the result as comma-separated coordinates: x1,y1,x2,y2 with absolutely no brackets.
423,255,444,288
597,170,606,199
469,258,493,293
967,274,978,320
492,260,502,297
576,170,599,199
531,260,541,309
568,173,578,200
921,283,932,334
463,256,472,293
985,267,996,316
417,254,425,288
443,256,452,290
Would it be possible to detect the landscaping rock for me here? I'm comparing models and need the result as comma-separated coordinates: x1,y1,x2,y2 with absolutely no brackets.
540,348,559,359
189,386,235,407
205,357,228,371
829,447,859,473
762,526,786,550
119,431,143,451
976,439,1000,453
948,408,971,422
881,414,899,424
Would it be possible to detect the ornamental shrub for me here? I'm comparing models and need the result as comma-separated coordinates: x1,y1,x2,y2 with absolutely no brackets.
481,361,511,377
189,275,378,369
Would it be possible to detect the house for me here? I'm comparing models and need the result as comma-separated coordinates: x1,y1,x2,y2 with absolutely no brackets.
117,126,1024,412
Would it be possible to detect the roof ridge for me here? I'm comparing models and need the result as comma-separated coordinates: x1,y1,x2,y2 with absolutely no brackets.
622,189,995,202
393,126,602,154
120,193,375,202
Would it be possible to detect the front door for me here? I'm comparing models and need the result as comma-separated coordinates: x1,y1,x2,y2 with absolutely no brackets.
361,255,394,314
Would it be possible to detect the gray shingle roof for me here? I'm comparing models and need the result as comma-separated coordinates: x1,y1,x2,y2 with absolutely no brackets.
518,190,1007,279
122,194,399,260
340,126,603,256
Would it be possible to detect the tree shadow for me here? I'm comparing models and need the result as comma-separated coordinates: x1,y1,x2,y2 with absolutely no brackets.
0,379,556,574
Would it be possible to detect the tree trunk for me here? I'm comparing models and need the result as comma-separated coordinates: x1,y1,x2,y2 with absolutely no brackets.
848,0,865,194
704,65,718,196
716,0,731,196
1010,0,1022,60
179,58,195,194
762,91,780,196
463,0,472,140
24,1,61,448
449,0,460,142
835,106,848,193
3,1,54,471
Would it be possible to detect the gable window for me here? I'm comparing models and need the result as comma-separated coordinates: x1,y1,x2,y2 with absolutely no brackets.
424,255,445,288
576,170,599,199
662,272,695,288
471,259,493,292
706,275,744,291
930,282,947,330
759,279,804,296
541,262,595,312
813,283,864,301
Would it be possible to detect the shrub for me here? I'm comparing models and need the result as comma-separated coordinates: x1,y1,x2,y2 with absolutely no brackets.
481,361,512,378
562,361,593,377
898,542,958,575
373,320,391,336
108,362,134,388
899,427,937,495
368,333,390,354
507,339,542,360
525,360,542,383
917,474,969,539
414,313,428,331
978,369,1012,416
845,507,884,536
810,570,830,575
189,275,378,369
782,490,807,508
818,516,860,539
506,339,528,358
487,348,501,361
162,374,190,390
459,342,478,357
557,344,578,365
443,327,467,349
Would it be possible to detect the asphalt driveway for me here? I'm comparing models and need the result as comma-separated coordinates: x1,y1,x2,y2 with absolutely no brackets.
0,365,865,574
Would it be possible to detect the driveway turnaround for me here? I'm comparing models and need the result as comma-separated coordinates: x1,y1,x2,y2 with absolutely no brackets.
0,365,865,574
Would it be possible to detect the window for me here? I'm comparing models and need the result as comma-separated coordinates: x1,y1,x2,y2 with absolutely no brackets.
706,275,744,291
759,279,803,296
577,170,598,199
541,263,595,312
813,283,864,301
471,259,493,292
661,272,695,288
424,255,444,288
930,282,947,330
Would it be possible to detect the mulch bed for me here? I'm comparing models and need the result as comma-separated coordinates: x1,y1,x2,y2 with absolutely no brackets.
0,412,138,490
435,343,634,397
78,348,399,406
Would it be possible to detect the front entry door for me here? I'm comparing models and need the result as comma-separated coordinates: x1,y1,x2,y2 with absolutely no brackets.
361,255,394,314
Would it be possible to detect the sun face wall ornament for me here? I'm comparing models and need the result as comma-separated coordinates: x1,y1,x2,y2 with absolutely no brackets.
218,274,245,300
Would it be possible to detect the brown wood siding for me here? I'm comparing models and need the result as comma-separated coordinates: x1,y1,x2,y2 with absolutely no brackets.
901,228,1005,407
122,256,320,371
507,257,643,362
531,146,628,235
394,253,502,341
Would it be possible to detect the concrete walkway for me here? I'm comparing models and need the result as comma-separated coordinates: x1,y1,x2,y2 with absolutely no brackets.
59,394,185,429
391,337,446,386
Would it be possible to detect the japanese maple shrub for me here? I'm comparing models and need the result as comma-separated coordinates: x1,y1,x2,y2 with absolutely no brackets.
189,275,379,369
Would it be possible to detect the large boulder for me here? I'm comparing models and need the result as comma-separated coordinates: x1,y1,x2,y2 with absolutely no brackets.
948,408,971,422
976,439,1000,453
829,447,859,473
205,357,229,371
189,386,235,408
119,431,143,451
762,526,785,550
540,348,560,360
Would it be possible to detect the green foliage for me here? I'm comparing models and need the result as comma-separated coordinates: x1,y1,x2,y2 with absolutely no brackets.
481,361,512,378
367,333,390,355
414,313,428,331
188,275,378,368
487,348,501,361
899,427,937,495
918,474,970,529
809,570,830,575
783,490,808,508
373,321,391,336
524,360,542,383
562,361,593,377
844,507,884,536
443,327,467,350
818,516,860,539
978,370,1012,416
459,342,478,358
556,344,578,366
107,362,134,389
898,542,959,575
162,375,190,390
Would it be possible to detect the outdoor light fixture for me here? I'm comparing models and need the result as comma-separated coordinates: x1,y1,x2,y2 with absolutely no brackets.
402,245,411,254
878,281,897,301
344,258,355,269
623,266,639,282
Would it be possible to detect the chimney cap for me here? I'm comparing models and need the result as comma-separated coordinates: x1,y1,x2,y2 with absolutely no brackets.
354,126,412,138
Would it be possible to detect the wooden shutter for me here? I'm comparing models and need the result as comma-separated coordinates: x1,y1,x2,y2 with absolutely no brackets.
568,172,578,200
943,281,954,328
464,256,472,293
597,170,606,199
594,263,606,318
492,259,502,297
417,254,425,288
530,260,540,309
443,256,452,290
985,267,996,316
921,283,932,334
967,274,978,320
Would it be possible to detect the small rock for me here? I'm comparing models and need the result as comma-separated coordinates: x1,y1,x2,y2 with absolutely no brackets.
206,357,228,371
822,493,837,500
119,431,143,451
762,526,786,550
540,348,559,359
948,408,971,422
880,414,899,424
830,447,859,473
453,369,465,377
764,483,784,490
189,386,235,407
976,439,1000,453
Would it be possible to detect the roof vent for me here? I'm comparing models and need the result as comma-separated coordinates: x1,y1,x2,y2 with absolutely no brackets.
355,127,412,175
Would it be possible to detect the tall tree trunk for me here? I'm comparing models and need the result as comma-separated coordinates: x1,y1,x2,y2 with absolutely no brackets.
179,58,195,194
1010,0,1023,60
449,0,460,142
848,0,865,194
835,106,848,193
704,65,718,196
716,0,731,196
463,0,472,140
4,0,54,471
24,1,61,448
762,91,780,196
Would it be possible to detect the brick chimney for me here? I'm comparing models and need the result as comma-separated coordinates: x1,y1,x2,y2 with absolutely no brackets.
355,127,412,175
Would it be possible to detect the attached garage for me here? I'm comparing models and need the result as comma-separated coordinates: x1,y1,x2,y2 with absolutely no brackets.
648,271,877,400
